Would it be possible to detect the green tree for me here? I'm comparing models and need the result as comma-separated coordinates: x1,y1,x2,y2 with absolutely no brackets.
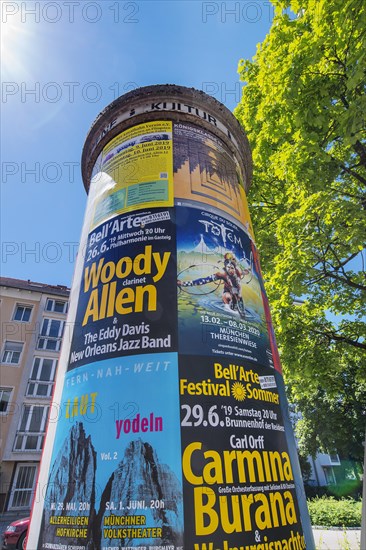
235,0,366,461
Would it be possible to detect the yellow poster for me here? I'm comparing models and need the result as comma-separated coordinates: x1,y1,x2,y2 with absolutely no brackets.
91,121,173,227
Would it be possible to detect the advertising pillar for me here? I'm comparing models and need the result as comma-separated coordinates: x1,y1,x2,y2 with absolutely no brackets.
27,85,314,549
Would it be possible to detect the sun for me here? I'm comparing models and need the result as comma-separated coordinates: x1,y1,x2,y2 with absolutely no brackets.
1,19,19,55
231,382,246,401
0,16,34,79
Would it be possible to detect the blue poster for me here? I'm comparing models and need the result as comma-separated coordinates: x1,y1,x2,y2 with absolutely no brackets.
176,206,273,368
39,352,183,549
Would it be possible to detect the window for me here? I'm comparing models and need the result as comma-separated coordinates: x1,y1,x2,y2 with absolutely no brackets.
26,357,57,397
323,466,336,485
13,404,49,452
37,318,65,351
13,304,33,322
0,388,13,413
329,453,340,465
46,298,68,314
2,341,23,364
8,464,38,509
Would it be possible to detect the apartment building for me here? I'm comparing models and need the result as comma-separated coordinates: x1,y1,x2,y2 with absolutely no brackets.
0,277,69,514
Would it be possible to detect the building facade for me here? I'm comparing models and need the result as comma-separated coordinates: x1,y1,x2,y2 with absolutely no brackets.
307,452,342,486
0,278,69,514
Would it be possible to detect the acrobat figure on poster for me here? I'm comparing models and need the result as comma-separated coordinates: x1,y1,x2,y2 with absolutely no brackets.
177,252,250,318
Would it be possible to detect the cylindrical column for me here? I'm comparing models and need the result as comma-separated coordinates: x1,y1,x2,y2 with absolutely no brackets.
27,85,314,549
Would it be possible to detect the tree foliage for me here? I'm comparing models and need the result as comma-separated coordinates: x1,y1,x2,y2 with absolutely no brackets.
235,0,366,460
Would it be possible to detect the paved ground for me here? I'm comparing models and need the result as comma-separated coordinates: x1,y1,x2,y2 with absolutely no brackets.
312,528,361,549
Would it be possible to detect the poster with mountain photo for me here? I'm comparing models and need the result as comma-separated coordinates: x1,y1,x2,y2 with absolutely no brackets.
37,352,184,550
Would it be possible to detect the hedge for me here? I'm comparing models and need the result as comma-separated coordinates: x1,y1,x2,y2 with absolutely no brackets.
307,496,362,528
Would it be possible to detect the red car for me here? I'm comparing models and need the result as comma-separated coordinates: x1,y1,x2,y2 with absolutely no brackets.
1,517,29,550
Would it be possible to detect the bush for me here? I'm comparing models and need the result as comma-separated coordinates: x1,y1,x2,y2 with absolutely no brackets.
307,496,362,527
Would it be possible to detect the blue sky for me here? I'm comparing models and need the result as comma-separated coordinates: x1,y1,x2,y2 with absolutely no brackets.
1,0,274,287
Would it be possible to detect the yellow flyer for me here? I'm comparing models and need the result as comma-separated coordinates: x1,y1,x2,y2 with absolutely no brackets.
91,121,173,227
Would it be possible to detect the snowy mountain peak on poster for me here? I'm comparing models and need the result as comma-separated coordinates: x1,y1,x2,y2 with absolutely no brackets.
39,422,97,547
99,439,184,547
